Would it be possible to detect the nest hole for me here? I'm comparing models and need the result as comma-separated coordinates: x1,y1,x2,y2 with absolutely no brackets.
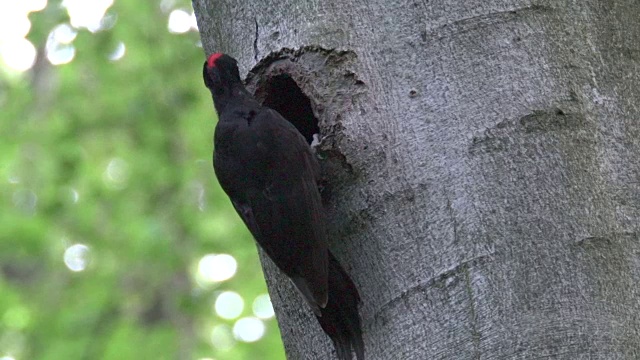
261,75,319,144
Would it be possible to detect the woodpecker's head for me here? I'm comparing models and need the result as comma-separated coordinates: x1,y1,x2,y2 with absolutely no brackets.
203,53,242,93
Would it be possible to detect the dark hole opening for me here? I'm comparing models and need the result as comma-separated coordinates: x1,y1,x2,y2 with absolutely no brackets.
261,75,319,144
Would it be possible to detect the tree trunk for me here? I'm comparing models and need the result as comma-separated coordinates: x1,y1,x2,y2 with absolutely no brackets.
193,1,640,359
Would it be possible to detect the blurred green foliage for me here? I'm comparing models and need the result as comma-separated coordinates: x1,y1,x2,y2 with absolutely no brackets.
0,1,285,359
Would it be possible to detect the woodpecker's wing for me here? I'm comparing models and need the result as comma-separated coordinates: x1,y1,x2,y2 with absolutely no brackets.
230,177,328,314
221,109,328,312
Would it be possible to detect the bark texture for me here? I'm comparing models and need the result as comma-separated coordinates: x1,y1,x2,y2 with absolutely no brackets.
194,1,640,359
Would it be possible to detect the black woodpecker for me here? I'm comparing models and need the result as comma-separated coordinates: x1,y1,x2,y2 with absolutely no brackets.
203,53,364,360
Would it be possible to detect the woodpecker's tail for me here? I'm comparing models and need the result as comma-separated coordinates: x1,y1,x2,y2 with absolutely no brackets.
317,251,364,360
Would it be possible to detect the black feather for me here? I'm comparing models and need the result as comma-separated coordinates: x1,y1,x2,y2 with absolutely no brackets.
318,252,364,360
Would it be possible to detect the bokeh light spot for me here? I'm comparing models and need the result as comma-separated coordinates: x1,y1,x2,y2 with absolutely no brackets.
103,157,129,188
51,23,77,44
160,0,176,13
0,13,30,40
63,243,90,272
190,12,198,31
197,254,237,283
252,294,275,319
12,189,37,215
210,324,235,350
45,23,77,65
62,0,114,32
98,12,117,31
46,43,75,65
189,181,206,211
23,0,48,13
0,38,36,72
215,291,244,320
233,317,265,342
168,9,192,34
0,0,48,72
108,41,125,61
70,188,80,203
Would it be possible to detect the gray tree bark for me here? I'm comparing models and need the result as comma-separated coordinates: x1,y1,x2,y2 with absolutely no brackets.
194,1,640,359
